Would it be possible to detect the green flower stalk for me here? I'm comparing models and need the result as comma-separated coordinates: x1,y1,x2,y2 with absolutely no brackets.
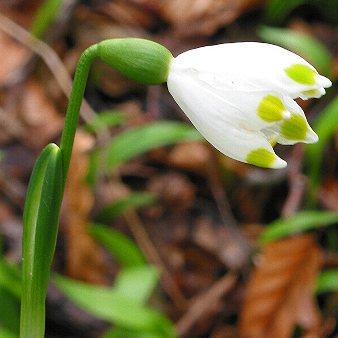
20,38,173,338
60,39,173,183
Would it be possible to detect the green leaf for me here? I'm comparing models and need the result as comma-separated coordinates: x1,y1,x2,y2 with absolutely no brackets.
259,211,338,243
258,26,332,76
306,96,338,190
0,327,18,338
89,224,146,267
102,327,159,338
86,149,100,187
0,259,21,298
104,121,202,169
97,192,156,222
31,0,63,38
20,143,63,338
264,0,308,24
0,288,20,334
55,275,175,337
316,269,338,294
84,111,126,134
115,266,159,305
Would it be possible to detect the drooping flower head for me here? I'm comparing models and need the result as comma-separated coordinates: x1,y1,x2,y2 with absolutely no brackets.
167,42,332,168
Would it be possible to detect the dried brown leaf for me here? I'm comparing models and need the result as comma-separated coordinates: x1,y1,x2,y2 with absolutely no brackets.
319,179,338,211
97,0,156,28
63,131,108,284
161,0,264,37
148,172,196,213
239,234,323,338
19,79,63,148
73,7,145,97
166,141,211,174
0,30,29,86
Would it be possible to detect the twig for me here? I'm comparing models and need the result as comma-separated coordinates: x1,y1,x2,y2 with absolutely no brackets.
207,151,251,268
0,12,95,122
281,144,306,217
176,272,237,337
146,85,161,120
123,209,188,310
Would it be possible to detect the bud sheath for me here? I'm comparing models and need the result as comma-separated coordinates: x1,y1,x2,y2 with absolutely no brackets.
97,38,173,85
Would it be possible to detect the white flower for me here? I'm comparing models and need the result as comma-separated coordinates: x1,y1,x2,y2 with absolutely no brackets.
167,42,332,169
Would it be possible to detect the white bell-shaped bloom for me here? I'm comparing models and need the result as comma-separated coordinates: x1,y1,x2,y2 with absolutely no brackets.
167,42,332,169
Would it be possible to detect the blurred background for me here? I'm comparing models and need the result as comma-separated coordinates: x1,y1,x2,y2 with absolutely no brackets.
0,0,337,337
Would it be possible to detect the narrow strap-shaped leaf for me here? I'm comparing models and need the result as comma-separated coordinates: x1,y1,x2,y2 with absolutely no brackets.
31,0,63,39
89,223,146,267
0,258,21,298
96,192,156,222
0,288,20,334
55,275,176,337
104,121,202,169
20,143,63,338
259,210,338,244
316,269,338,294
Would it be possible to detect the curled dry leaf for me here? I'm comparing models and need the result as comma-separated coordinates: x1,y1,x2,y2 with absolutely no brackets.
63,131,108,284
239,234,323,338
161,0,264,37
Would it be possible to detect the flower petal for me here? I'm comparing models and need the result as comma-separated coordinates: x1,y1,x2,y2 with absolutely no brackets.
172,42,332,100
167,70,286,169
263,97,318,145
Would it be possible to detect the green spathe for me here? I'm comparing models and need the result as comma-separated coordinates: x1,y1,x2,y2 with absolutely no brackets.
97,38,173,85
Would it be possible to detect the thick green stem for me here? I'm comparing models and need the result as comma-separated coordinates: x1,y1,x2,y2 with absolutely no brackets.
20,45,98,338
60,43,98,188
20,37,171,338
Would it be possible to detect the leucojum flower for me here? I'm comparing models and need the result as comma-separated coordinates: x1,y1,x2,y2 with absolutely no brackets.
96,38,331,169
167,42,332,169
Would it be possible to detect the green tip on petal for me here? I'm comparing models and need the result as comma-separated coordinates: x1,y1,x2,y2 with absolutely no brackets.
285,64,317,85
302,89,321,97
246,147,285,169
257,95,285,122
97,38,173,85
280,114,308,141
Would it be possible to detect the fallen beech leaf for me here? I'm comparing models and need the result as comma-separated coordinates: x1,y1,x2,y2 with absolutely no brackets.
63,131,108,284
239,234,323,338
